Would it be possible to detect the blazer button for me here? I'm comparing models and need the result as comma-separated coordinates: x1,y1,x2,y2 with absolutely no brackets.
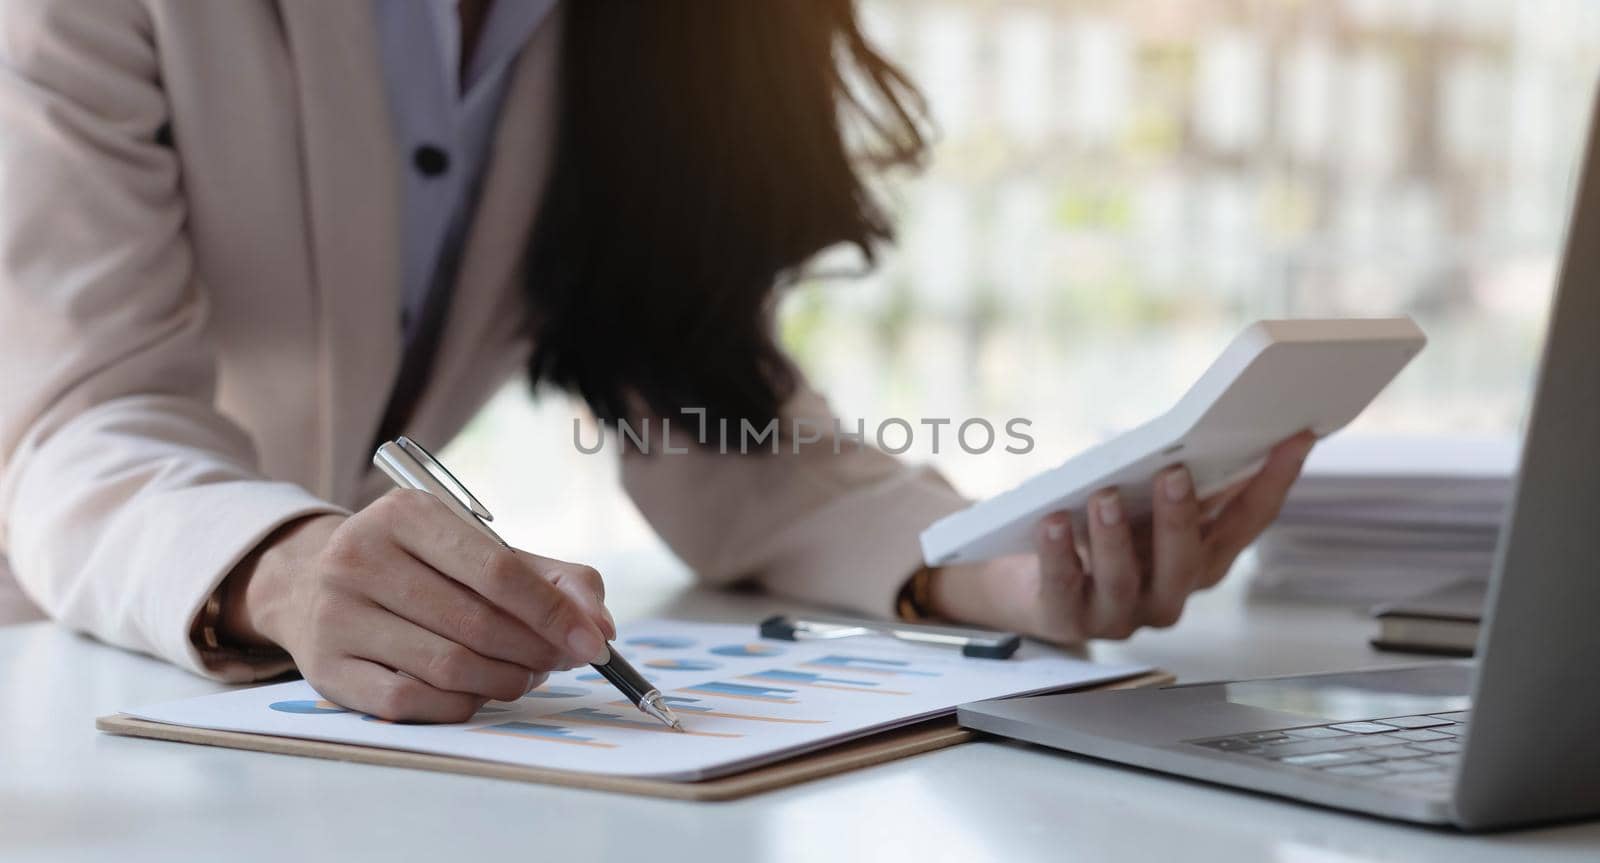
413,144,450,177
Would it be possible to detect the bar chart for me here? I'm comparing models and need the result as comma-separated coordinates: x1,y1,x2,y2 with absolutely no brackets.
644,658,721,671
709,643,786,657
625,636,696,649
680,681,801,704
741,669,911,696
523,685,590,699
471,720,616,749
802,655,942,678
556,707,742,739
139,619,1145,781
627,696,828,725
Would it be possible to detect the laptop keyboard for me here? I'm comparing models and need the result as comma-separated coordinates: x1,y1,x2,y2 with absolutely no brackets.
1187,711,1470,793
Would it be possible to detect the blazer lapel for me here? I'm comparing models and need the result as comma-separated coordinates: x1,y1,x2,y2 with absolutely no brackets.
276,0,403,502
411,7,564,434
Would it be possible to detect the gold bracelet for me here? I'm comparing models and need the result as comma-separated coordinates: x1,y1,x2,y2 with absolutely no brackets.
194,587,226,651
895,566,940,622
191,579,285,660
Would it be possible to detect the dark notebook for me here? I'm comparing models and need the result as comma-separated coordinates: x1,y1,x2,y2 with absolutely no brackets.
1370,579,1487,657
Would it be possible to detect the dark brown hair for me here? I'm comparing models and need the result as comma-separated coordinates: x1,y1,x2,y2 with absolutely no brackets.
523,0,928,427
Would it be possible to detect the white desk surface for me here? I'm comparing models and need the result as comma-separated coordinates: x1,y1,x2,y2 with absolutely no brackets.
3,564,1597,863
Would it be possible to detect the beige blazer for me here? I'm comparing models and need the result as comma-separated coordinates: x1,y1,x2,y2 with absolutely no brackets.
0,1,967,681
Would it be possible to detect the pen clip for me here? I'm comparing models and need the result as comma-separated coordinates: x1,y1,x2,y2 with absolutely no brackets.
395,436,494,522
758,614,1022,659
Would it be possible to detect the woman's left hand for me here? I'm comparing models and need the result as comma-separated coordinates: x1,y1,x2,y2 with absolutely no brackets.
927,431,1316,643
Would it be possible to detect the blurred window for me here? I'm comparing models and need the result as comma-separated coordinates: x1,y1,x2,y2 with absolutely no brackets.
449,0,1600,560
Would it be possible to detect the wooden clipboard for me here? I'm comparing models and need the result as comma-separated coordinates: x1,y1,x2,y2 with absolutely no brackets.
96,669,1173,801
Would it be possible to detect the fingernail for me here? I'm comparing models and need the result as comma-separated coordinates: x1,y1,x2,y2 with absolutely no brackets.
1164,469,1192,503
601,607,617,638
1045,521,1066,543
566,626,606,666
525,672,547,694
1096,494,1122,526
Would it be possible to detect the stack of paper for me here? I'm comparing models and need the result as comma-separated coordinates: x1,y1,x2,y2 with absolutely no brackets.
1249,435,1518,604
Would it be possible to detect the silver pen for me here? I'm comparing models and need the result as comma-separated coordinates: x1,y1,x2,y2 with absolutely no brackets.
373,436,683,731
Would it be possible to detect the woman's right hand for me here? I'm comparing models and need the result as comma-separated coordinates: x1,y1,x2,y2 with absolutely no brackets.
220,489,616,722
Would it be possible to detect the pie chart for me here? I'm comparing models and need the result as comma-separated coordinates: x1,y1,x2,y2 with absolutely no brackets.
269,699,348,715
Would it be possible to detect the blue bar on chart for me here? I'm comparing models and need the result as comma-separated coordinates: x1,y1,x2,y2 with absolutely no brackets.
558,707,743,738
743,669,910,695
681,681,801,704
661,696,718,714
802,655,941,677
644,658,721,671
635,696,828,725
709,643,786,657
522,685,590,699
625,636,697,649
470,720,616,748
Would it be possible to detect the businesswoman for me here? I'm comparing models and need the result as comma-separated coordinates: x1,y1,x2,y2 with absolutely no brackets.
0,1,1311,721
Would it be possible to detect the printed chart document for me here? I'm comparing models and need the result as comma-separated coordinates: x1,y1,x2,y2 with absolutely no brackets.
126,620,1149,780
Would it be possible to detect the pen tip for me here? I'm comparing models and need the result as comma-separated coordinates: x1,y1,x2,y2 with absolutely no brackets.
639,692,683,731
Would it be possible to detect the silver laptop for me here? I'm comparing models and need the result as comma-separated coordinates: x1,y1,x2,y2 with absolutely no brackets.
958,90,1600,831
